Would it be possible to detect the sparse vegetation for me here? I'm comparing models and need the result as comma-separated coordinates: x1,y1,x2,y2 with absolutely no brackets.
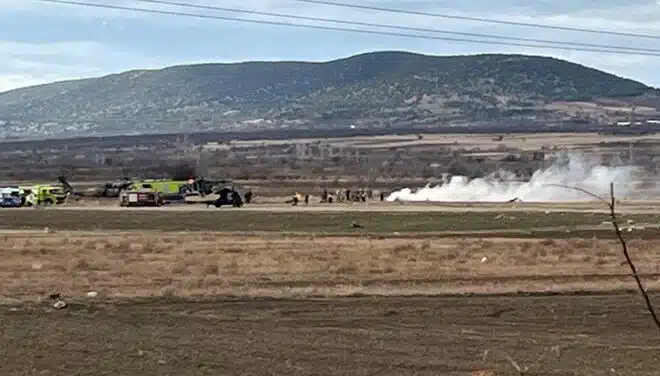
2,228,660,374
1,51,659,138
3,231,660,300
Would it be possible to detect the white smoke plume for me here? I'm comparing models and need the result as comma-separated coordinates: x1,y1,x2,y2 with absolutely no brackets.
386,151,644,203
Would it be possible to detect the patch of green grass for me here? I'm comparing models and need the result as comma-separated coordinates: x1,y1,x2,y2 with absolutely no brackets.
0,209,658,233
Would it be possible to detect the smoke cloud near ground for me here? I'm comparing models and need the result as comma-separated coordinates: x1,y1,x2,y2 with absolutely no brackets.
386,151,644,203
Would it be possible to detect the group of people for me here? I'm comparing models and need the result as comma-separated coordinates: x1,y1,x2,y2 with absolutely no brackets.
317,188,386,204
268,187,394,206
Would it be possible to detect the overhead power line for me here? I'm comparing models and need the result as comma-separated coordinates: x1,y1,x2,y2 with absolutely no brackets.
133,0,660,54
294,0,660,41
37,0,660,57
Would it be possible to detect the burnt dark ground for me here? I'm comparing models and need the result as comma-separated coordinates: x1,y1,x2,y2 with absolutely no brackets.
2,293,660,376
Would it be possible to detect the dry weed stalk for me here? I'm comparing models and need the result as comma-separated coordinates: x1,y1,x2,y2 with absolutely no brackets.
483,346,560,375
548,182,660,331
503,346,560,375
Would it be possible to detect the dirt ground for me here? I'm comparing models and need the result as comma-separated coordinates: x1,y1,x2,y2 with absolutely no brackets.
2,199,660,375
24,197,660,213
2,293,659,376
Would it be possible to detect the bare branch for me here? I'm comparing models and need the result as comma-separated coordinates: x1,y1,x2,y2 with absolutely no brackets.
543,183,610,207
607,183,660,331
553,182,660,331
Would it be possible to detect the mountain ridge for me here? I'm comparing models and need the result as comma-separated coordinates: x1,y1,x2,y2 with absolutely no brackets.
1,50,658,138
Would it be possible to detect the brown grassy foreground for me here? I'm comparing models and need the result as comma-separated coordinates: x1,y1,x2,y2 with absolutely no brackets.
2,228,660,375
2,231,660,301
2,230,660,375
3,294,659,375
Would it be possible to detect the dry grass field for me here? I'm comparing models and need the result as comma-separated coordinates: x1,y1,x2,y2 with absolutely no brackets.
3,131,660,375
2,231,660,301
1,209,659,375
2,227,660,375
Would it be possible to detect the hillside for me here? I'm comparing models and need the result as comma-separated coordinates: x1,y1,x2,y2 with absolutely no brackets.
0,51,658,138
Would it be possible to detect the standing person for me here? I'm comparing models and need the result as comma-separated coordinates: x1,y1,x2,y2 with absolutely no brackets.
232,191,243,207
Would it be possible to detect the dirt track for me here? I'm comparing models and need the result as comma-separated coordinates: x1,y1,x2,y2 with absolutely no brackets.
1,293,658,375
21,199,660,213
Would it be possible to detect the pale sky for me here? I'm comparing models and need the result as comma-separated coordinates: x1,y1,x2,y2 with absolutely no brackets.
1,0,660,93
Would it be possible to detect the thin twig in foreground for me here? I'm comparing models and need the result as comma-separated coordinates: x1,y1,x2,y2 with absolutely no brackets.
545,183,609,205
547,182,660,331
